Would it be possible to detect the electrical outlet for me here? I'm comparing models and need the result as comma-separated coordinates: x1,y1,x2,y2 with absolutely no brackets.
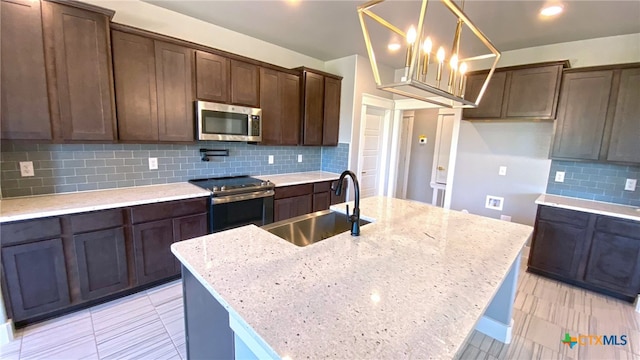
555,171,565,183
298,154,303,163
625,178,637,191
500,215,512,222
268,155,274,165
498,166,507,176
148,157,158,170
19,161,35,177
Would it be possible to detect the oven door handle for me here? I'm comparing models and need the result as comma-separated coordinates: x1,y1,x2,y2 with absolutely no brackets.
211,190,275,205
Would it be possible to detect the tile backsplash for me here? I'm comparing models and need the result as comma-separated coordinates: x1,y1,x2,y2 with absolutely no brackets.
0,142,346,198
546,160,640,207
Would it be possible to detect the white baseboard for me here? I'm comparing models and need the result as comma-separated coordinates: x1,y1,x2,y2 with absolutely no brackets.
0,319,15,347
635,295,640,313
475,315,513,344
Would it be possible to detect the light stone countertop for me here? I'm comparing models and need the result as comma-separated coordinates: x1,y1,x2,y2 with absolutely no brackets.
536,194,640,222
256,171,341,187
171,196,533,359
0,183,211,223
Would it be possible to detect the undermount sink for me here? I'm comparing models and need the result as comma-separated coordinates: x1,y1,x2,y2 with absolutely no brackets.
261,210,371,247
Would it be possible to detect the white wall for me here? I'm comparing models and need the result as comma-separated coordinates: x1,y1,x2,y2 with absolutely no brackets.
450,33,640,226
406,109,439,204
80,0,325,69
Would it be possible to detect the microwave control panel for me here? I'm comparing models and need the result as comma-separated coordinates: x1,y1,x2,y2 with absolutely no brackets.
251,115,261,136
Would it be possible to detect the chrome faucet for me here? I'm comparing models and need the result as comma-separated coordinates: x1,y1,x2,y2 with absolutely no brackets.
334,170,360,236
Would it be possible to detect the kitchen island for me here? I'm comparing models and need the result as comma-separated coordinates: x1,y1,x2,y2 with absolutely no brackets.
171,196,533,359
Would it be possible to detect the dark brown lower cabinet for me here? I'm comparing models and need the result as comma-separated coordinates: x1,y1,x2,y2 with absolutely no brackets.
274,194,312,222
1,239,70,320
74,227,128,301
133,219,178,285
274,180,347,222
312,192,331,212
528,205,640,301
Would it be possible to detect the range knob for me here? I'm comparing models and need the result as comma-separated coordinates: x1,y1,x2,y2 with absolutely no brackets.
212,186,220,192
261,181,271,187
220,185,227,191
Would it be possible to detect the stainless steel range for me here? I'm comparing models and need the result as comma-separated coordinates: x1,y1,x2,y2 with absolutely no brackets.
189,176,274,233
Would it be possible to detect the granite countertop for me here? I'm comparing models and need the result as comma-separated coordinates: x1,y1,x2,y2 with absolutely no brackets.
256,171,342,187
0,183,211,223
171,196,533,359
536,194,640,222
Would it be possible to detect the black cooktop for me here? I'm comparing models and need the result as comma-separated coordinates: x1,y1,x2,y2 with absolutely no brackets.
189,175,272,194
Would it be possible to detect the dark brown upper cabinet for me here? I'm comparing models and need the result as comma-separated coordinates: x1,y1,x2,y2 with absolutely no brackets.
551,63,639,164
259,68,301,145
195,50,229,103
323,76,341,146
1,0,52,140
463,61,567,120
112,29,195,142
298,68,342,146
230,60,259,107
1,0,115,142
43,1,116,142
606,68,640,163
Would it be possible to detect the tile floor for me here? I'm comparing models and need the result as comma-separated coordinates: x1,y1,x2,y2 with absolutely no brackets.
1,257,639,360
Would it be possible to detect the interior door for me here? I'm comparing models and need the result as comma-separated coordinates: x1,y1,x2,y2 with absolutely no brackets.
359,108,384,198
434,114,454,184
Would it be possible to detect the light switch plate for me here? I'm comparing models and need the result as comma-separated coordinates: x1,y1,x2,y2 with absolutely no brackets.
268,155,274,165
498,166,507,176
298,154,302,163
19,161,34,177
555,171,565,182
148,158,158,170
625,178,637,191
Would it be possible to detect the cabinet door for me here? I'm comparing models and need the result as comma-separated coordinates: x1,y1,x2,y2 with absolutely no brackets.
504,65,562,119
0,0,52,140
607,68,640,163
111,30,159,141
312,192,331,212
133,219,177,285
323,77,341,146
230,60,259,107
259,67,281,145
280,72,301,145
155,41,195,142
551,71,613,160
43,2,116,141
330,180,347,205
173,213,208,271
274,194,312,222
462,71,507,119
583,232,640,296
195,51,229,103
74,228,129,301
303,72,324,145
2,239,70,321
529,220,588,279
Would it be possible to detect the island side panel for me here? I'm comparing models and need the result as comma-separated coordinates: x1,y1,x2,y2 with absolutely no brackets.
183,266,235,359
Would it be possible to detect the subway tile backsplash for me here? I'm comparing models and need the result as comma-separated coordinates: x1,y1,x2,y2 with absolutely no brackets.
321,143,349,174
546,160,640,207
0,142,341,198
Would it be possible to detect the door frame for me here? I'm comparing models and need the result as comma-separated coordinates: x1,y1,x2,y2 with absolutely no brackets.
357,94,395,197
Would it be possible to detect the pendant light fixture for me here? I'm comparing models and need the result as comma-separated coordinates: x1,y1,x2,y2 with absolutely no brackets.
357,0,501,108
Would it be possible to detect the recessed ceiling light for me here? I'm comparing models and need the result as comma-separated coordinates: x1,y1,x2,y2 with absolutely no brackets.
388,42,401,51
540,4,564,17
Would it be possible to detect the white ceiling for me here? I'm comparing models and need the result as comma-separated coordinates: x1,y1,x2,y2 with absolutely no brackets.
145,0,640,68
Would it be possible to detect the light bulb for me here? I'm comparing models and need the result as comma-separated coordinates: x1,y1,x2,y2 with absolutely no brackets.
388,43,401,51
450,54,459,71
437,47,445,63
540,4,563,16
406,26,417,44
423,37,432,54
459,62,468,75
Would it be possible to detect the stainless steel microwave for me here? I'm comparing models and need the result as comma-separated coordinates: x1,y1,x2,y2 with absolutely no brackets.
196,101,262,142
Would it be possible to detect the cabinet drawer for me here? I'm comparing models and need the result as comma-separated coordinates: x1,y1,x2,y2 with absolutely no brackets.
538,206,590,228
595,216,640,239
131,198,208,224
313,181,331,193
1,217,62,246
274,184,313,199
70,209,125,233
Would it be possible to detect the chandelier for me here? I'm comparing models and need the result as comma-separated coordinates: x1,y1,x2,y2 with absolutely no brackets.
357,0,501,108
